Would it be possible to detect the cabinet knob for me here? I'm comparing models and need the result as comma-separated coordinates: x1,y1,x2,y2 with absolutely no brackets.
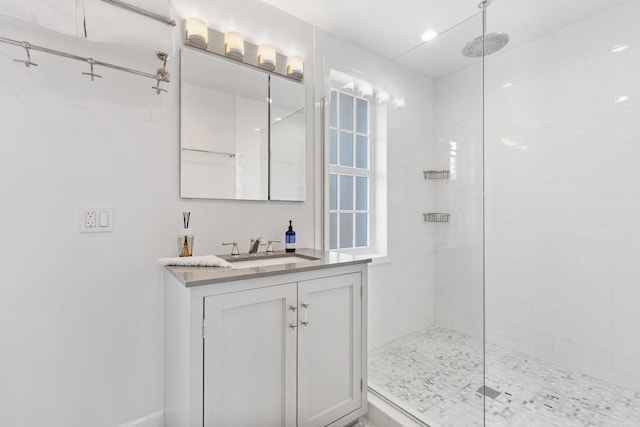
289,305,297,311
290,323,298,330
300,302,310,327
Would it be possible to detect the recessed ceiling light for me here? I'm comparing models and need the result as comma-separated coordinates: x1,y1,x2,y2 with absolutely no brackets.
421,30,438,42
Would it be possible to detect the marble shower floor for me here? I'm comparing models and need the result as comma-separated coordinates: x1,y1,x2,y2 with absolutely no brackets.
368,327,640,427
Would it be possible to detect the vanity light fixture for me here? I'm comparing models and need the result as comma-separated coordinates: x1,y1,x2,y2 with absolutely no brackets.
286,55,304,80
185,18,208,49
183,22,303,81
224,32,245,60
257,44,276,70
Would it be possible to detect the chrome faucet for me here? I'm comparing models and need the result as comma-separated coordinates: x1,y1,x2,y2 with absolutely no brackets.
222,241,240,257
248,237,266,255
266,240,281,254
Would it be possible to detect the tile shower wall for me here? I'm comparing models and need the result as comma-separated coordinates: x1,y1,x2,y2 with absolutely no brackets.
367,65,436,349
432,58,484,340
436,0,640,392
314,29,437,350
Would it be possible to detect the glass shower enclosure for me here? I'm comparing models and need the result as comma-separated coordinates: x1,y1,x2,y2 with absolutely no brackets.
317,0,640,425
365,0,640,425
364,10,486,427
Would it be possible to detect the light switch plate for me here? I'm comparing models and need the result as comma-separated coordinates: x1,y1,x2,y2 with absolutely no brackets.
80,207,114,233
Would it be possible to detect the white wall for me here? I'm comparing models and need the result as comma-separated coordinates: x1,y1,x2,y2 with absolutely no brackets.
0,4,315,426
433,1,640,392
0,1,438,425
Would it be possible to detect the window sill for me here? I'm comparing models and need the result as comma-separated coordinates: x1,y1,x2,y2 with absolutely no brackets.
367,253,390,265
330,250,390,265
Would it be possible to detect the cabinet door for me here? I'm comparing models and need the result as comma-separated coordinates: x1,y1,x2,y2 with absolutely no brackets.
203,283,297,427
297,273,362,427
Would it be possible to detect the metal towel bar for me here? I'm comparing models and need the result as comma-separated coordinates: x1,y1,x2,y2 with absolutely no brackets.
98,0,176,26
0,36,170,94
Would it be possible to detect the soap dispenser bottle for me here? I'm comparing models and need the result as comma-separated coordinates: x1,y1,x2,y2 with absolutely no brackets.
285,220,296,253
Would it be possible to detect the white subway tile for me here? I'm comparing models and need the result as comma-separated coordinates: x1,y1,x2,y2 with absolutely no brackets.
554,339,613,368
613,354,640,376
529,345,581,372
436,3,640,391
486,332,530,354
582,361,640,391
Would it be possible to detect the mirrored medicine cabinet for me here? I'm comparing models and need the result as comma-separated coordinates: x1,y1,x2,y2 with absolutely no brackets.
180,48,306,201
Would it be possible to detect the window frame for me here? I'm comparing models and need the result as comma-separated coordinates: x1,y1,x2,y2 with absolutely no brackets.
326,85,375,254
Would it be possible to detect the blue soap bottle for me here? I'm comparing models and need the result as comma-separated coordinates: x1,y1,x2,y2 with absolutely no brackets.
285,220,296,253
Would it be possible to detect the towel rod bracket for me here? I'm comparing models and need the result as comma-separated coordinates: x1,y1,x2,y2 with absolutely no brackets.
82,58,103,81
152,51,170,94
13,41,38,68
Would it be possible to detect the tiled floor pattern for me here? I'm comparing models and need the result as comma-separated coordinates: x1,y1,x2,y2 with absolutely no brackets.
368,327,640,427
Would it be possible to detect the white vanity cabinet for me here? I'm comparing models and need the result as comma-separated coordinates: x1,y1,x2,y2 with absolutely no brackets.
164,258,368,427
203,282,298,427
297,273,362,427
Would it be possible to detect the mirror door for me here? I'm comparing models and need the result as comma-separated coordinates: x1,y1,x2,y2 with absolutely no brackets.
270,75,306,201
181,49,269,200
181,48,306,201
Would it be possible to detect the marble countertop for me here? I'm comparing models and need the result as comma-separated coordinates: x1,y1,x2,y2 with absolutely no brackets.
166,248,371,287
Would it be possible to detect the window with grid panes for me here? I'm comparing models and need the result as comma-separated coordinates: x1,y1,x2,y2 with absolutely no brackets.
328,88,371,250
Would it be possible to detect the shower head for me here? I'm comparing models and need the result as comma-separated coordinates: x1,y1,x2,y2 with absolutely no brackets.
462,32,510,57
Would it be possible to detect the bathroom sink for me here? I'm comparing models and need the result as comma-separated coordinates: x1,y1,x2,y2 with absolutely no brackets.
228,254,319,269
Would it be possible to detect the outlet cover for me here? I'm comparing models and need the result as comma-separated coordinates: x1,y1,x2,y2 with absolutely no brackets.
85,211,97,228
80,207,114,233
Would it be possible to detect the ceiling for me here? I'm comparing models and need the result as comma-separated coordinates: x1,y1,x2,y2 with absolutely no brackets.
261,0,626,79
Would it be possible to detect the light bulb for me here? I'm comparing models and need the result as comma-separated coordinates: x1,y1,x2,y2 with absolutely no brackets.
286,55,303,80
185,18,208,48
258,44,276,70
224,32,245,60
